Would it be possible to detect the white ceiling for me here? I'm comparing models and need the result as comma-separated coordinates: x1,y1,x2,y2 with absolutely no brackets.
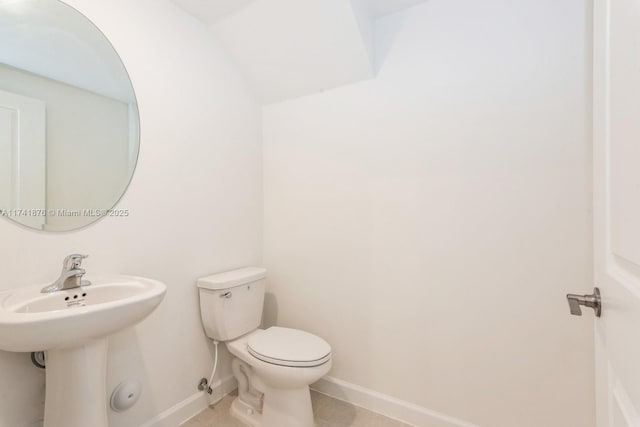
211,0,374,104
172,0,256,25
172,0,429,23
366,0,429,18
171,0,430,104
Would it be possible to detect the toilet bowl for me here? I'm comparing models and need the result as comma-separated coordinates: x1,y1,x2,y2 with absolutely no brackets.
226,328,331,427
197,267,332,427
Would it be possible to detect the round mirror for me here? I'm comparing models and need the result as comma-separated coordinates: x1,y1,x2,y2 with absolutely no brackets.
0,0,139,231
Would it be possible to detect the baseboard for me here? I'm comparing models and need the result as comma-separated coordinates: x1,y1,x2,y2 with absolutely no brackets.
311,376,478,427
141,374,476,427
140,375,237,427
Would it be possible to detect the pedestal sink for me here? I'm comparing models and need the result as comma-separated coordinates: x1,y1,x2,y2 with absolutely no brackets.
0,275,166,427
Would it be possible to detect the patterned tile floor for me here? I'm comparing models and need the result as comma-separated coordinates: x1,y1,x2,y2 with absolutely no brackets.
181,390,413,427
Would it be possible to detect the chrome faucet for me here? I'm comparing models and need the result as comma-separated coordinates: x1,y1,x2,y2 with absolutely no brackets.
41,254,91,293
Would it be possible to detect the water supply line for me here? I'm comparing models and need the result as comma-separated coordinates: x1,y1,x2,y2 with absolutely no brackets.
205,340,219,395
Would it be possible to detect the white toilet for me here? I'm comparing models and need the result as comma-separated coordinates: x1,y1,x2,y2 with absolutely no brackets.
198,267,332,427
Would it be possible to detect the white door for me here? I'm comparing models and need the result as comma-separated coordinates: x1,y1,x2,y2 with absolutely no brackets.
0,89,46,229
593,0,640,425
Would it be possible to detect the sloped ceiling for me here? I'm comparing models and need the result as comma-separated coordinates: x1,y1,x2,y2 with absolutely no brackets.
172,0,428,104
366,0,430,17
169,0,256,25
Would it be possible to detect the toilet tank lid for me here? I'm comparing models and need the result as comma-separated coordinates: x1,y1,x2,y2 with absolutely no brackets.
197,267,267,290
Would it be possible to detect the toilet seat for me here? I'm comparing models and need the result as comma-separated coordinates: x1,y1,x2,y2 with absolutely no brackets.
248,327,331,367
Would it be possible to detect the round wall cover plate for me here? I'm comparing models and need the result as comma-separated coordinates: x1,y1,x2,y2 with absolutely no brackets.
110,379,142,412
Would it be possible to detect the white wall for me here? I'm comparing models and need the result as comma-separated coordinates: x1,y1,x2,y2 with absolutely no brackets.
263,0,593,426
0,0,262,426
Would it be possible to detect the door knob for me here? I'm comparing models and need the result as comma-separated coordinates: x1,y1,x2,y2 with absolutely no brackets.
566,287,601,317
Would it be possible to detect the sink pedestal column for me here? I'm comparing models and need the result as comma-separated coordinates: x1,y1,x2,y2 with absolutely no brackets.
43,338,109,427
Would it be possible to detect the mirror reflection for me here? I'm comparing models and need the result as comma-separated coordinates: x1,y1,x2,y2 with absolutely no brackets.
0,0,139,231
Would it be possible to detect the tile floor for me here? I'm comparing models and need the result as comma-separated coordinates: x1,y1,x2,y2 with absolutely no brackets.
181,390,413,427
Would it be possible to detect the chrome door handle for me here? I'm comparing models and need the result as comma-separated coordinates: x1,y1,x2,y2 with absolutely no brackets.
566,287,601,317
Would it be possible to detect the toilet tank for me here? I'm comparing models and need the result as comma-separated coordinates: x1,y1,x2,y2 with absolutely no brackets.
197,267,267,341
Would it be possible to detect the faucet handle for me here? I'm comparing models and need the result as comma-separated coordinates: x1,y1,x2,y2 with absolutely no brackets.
63,254,88,270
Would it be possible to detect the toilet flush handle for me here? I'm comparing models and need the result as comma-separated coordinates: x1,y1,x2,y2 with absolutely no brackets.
219,291,232,299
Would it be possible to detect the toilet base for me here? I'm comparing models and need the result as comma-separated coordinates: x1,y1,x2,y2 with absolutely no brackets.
261,385,314,427
230,386,315,427
230,398,262,427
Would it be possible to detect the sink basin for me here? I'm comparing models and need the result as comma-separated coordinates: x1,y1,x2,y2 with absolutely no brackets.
0,275,166,352
0,275,166,427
